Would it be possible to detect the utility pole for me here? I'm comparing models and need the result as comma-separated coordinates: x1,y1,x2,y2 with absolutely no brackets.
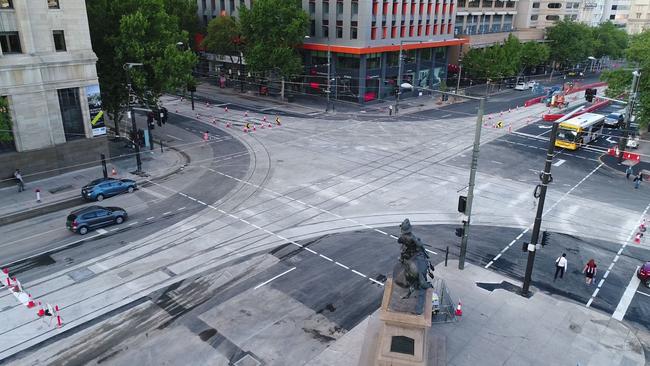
124,63,143,174
618,70,641,163
456,63,463,95
326,38,331,112
458,98,485,269
395,42,404,116
522,122,558,295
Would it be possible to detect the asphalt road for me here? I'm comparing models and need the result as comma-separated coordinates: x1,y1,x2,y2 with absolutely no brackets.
0,112,250,283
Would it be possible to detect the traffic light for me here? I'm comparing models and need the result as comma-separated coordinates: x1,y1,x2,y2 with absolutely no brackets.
455,227,464,237
585,88,596,102
457,195,467,214
541,231,550,246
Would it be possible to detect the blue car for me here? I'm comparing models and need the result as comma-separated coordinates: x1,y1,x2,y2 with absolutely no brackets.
81,177,137,201
66,205,128,235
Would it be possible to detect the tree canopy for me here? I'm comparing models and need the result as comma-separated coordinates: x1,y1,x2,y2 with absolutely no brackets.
86,0,198,134
202,15,243,64
545,20,594,67
592,21,628,59
239,0,309,77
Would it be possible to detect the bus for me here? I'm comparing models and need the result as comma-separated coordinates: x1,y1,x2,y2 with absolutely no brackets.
555,112,606,150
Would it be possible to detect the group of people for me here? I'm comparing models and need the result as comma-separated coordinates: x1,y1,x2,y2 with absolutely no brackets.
554,253,598,285
625,165,644,189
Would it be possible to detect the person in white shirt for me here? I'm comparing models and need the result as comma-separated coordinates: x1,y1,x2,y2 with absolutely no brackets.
554,253,567,280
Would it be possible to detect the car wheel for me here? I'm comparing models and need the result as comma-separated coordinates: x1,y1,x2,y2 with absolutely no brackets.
127,186,134,193
78,226,88,235
115,216,124,225
96,194,104,201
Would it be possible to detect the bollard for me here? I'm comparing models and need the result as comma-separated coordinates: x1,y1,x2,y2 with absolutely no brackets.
445,246,449,267
160,140,163,153
35,189,41,203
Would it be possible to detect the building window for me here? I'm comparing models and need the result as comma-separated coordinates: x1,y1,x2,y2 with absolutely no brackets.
336,1,343,15
0,32,21,54
495,0,504,7
531,14,538,20
0,0,13,9
310,19,316,36
352,0,358,15
53,30,66,51
309,0,315,15
506,1,515,7
323,20,329,38
532,2,540,8
57,88,85,141
548,3,561,8
48,0,59,9
336,20,343,38
229,0,235,11
323,0,329,15
220,0,225,9
351,26,358,39
546,15,560,20
468,0,479,7
483,0,493,7
609,14,616,19
203,15,208,25
457,0,466,6
611,5,617,10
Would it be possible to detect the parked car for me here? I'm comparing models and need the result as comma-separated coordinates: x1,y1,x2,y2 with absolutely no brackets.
81,177,137,201
604,109,626,128
638,262,650,286
514,81,538,91
66,206,128,235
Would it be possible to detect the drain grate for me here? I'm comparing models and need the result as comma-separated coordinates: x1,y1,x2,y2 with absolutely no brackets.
117,270,133,279
67,267,95,282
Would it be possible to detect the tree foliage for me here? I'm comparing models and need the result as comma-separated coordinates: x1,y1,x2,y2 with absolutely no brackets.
461,35,548,81
86,0,198,133
600,30,650,130
202,15,243,64
0,96,12,142
239,0,309,77
592,21,628,59
546,20,594,67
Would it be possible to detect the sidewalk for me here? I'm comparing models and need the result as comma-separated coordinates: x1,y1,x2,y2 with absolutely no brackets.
308,260,645,366
0,138,186,225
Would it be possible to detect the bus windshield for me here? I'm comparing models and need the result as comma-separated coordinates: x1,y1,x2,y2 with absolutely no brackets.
557,128,578,142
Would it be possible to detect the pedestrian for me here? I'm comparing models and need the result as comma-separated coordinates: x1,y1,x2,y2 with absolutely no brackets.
583,259,597,285
203,131,209,142
634,174,642,189
554,253,567,280
388,105,393,116
626,165,633,180
14,169,24,192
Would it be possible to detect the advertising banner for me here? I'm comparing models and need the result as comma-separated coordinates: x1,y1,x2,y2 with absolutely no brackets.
86,84,106,136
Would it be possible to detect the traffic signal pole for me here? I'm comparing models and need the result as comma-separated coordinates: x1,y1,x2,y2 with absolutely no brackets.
618,70,640,163
522,121,559,296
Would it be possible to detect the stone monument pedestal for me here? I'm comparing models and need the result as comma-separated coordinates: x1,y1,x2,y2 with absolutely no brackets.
358,278,434,366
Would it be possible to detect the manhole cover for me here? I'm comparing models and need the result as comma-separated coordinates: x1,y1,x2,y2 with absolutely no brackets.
67,267,95,282
232,353,262,366
117,270,133,279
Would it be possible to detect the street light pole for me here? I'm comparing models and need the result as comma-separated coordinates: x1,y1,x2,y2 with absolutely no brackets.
456,63,463,95
458,97,485,269
326,37,331,112
521,121,559,295
124,62,143,174
396,41,404,116
619,70,641,163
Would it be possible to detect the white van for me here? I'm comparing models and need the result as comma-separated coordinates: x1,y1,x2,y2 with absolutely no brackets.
604,109,626,128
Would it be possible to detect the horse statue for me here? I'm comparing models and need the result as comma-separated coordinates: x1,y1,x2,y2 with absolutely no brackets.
393,219,434,302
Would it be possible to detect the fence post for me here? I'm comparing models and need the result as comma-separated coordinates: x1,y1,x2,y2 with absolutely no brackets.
445,246,449,267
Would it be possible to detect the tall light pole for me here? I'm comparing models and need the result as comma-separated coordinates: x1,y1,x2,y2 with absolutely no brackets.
402,82,485,269
619,70,641,163
124,62,143,174
396,41,404,115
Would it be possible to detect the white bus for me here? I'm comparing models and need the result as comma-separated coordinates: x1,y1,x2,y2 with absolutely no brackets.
555,113,606,150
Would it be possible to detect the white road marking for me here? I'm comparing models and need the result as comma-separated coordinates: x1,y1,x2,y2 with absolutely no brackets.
146,217,154,221
196,200,206,205
552,159,566,167
177,207,186,211
612,266,641,319
109,227,120,232
96,229,108,234
166,134,183,141
351,270,367,278
319,254,333,262
636,290,650,298
254,267,296,290
335,262,349,270
139,186,169,200
163,212,171,216
128,222,138,226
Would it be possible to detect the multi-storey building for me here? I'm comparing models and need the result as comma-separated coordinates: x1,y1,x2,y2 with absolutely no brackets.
197,0,466,103
0,0,103,178
627,0,650,33
601,0,630,26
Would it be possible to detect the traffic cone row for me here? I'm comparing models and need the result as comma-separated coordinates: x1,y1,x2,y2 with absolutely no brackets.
1,268,60,326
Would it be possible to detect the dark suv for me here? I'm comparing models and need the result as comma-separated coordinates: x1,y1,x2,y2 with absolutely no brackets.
81,177,137,201
66,206,128,235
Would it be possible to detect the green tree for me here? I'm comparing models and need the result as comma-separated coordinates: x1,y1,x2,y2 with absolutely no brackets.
202,15,243,65
0,97,12,143
501,34,522,77
600,69,632,98
163,0,203,46
239,0,309,77
546,20,593,67
86,0,197,135
592,21,628,59
519,42,550,74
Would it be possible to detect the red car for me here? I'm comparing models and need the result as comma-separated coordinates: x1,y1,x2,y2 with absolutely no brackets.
637,262,650,286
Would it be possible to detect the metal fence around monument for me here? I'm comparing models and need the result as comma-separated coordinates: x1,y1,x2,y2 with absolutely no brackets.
430,277,457,323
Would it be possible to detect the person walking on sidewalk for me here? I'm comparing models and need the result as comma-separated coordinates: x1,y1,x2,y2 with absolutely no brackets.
554,253,567,281
14,169,24,192
626,165,633,180
388,105,393,116
634,173,642,189
583,259,597,285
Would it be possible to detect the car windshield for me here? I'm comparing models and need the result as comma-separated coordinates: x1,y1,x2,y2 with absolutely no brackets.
89,178,109,185
557,129,578,141
606,114,618,120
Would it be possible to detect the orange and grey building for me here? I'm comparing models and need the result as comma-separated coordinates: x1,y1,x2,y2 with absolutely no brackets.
197,0,466,103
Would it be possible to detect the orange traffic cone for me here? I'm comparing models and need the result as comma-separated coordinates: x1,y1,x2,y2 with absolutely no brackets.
634,233,642,244
224,106,228,113
455,300,463,316
244,111,248,117
243,127,248,133
26,294,36,309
